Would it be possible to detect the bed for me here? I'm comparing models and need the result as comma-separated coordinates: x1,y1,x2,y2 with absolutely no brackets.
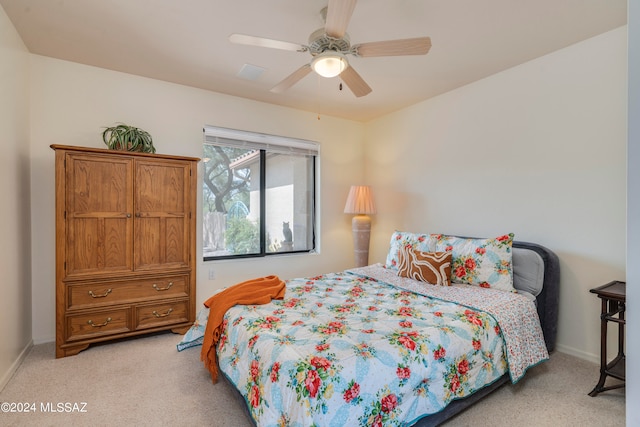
185,232,559,426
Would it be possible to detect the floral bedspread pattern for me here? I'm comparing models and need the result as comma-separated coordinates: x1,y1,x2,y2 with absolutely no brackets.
349,264,549,382
217,266,547,427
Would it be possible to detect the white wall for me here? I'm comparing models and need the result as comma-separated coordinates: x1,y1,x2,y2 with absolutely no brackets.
0,6,32,388
365,27,627,363
626,1,639,424
29,56,365,343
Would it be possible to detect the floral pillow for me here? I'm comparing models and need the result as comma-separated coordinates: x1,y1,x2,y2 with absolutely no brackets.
432,233,515,292
384,231,434,270
396,244,452,286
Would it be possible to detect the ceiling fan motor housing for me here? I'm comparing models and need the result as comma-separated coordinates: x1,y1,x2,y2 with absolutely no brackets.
308,28,351,56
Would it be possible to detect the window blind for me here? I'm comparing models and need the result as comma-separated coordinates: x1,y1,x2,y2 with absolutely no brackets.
203,125,319,156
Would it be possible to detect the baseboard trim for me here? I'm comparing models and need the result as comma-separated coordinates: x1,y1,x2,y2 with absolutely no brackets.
555,344,599,364
33,336,54,345
0,339,33,392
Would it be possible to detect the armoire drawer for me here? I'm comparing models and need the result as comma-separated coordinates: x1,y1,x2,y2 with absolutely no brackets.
66,308,130,341
67,275,189,310
135,300,189,330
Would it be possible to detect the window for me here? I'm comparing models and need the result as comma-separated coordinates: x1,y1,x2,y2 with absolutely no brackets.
202,126,318,260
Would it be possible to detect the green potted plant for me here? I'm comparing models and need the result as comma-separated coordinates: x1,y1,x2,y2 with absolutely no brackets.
102,123,156,153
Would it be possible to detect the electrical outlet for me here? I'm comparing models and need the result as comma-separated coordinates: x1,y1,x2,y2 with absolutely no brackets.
208,268,216,280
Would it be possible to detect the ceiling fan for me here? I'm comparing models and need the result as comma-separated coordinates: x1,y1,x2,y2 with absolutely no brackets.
229,0,431,97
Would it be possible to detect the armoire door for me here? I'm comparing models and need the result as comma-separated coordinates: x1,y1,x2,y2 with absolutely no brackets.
134,159,192,271
65,153,134,277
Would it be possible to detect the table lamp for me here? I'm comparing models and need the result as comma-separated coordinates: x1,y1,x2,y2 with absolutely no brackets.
344,185,377,267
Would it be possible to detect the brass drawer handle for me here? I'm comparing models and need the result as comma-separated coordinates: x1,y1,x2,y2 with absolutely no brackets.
152,308,173,318
87,317,112,328
152,282,174,292
88,289,112,298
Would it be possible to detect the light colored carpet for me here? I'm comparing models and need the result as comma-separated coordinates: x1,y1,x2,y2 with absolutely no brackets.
0,332,625,426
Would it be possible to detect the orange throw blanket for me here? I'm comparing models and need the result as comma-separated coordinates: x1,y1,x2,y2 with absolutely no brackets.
200,275,286,382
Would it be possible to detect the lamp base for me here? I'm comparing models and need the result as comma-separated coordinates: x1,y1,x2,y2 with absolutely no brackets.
352,215,371,268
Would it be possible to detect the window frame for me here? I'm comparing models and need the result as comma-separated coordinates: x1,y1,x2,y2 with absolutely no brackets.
202,125,319,261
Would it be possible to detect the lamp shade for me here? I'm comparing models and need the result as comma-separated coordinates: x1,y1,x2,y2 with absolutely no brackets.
311,51,348,78
344,185,377,215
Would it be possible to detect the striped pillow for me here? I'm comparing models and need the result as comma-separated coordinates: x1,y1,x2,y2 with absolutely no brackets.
397,244,452,286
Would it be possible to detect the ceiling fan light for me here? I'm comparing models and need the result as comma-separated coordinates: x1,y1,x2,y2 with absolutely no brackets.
311,51,348,78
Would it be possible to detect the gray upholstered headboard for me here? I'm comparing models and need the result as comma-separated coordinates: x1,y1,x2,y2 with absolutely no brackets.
512,241,560,352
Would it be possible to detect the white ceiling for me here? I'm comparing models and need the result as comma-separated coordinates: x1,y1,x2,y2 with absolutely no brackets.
1,0,627,122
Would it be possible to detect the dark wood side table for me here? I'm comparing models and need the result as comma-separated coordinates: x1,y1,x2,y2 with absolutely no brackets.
588,280,626,397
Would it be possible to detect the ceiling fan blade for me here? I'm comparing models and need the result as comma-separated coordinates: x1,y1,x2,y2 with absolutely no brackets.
355,37,432,57
325,0,357,39
270,64,313,94
340,65,372,97
229,33,307,52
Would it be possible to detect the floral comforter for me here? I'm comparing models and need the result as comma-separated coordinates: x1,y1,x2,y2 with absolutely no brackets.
217,265,548,427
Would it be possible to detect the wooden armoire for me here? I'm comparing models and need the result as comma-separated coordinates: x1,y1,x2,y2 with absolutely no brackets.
51,145,198,358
